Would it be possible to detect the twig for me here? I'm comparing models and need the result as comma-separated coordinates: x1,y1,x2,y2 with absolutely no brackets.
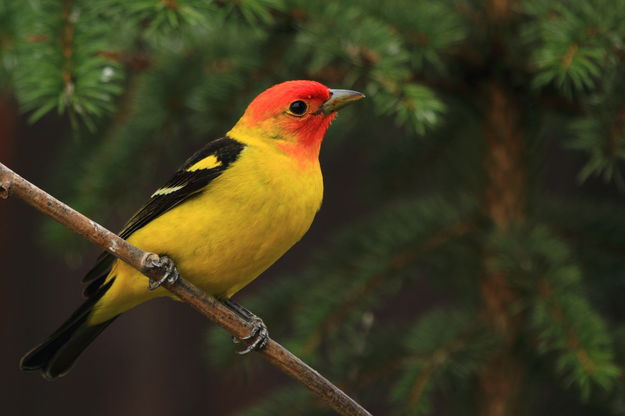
0,162,372,416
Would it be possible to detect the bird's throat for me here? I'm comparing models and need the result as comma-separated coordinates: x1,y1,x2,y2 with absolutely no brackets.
230,113,334,166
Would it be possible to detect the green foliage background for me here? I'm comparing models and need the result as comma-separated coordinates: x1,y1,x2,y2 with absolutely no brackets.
3,0,625,414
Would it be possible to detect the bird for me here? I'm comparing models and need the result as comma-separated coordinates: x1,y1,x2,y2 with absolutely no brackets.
20,80,364,379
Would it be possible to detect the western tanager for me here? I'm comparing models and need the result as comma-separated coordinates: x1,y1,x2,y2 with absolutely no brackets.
21,80,364,379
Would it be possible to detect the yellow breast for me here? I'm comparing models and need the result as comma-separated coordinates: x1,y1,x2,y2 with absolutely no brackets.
90,134,323,324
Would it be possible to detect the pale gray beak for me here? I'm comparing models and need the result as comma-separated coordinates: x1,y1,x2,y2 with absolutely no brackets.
321,89,365,114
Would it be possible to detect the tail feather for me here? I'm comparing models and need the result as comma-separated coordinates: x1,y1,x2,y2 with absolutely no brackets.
21,277,116,379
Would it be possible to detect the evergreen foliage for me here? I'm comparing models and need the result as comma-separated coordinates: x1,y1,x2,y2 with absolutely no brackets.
4,0,625,414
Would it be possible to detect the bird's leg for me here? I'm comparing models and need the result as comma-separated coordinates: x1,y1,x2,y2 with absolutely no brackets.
147,255,180,290
222,298,269,355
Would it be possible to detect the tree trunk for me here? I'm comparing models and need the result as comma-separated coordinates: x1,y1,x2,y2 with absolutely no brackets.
477,82,526,416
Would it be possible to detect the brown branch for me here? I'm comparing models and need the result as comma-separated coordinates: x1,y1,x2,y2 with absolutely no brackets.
561,44,579,69
61,0,75,97
0,162,371,416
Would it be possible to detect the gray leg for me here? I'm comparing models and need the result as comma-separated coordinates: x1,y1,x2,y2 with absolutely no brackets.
222,299,269,354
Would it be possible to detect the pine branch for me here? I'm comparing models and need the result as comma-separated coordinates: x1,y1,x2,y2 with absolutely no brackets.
391,309,495,415
0,162,372,416
569,105,625,186
533,277,621,398
302,220,475,353
537,280,596,372
61,0,75,102
487,223,621,398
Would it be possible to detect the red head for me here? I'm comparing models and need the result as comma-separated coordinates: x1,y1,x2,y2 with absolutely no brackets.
231,80,364,163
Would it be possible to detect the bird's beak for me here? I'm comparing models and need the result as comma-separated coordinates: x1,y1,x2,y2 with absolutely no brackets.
321,89,365,115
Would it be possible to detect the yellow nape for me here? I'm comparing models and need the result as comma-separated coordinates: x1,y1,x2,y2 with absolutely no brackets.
88,128,323,325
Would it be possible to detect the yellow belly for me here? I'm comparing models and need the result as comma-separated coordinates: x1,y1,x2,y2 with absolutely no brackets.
89,143,323,324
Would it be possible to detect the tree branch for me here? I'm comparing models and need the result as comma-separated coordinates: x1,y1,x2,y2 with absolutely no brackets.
0,162,371,416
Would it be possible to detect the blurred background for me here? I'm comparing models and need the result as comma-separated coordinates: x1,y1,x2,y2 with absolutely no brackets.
3,0,625,415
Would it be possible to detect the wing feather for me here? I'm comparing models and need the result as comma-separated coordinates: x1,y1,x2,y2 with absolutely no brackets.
82,136,245,284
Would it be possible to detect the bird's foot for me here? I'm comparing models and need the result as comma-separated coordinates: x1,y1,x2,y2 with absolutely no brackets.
235,315,269,355
147,255,180,290
222,299,270,354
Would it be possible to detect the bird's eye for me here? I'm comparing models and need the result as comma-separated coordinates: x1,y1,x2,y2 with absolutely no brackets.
288,100,308,116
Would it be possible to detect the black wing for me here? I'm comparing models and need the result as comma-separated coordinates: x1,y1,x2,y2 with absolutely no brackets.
82,136,245,288
119,137,245,239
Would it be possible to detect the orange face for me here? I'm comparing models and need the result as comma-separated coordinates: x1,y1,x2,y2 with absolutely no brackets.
236,80,365,162
242,80,336,148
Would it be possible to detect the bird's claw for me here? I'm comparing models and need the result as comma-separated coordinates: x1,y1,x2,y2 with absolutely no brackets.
148,255,180,290
222,299,270,354
234,316,269,355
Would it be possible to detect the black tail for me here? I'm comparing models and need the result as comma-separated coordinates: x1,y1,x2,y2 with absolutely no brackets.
21,278,117,379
